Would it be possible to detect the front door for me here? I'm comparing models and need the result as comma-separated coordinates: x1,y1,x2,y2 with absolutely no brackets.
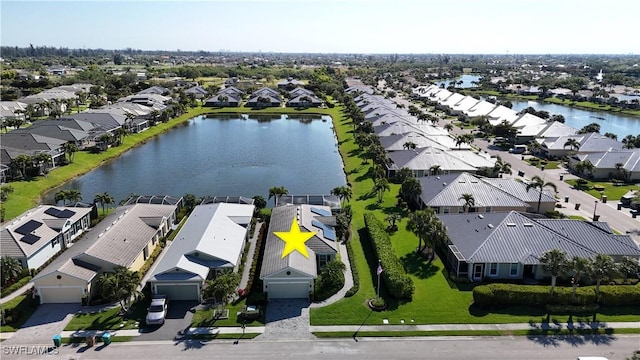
473,263,484,280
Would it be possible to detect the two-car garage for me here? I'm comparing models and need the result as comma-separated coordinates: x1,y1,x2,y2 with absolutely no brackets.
153,283,201,301
262,268,315,299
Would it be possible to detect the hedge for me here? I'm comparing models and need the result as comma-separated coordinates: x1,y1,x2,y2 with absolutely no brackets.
1,276,32,298
363,213,414,299
473,283,639,308
344,238,360,297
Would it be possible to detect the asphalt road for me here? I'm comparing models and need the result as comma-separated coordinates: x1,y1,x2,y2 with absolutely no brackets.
4,335,638,360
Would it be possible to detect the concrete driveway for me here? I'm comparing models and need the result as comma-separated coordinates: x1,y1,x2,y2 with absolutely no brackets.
257,299,314,340
3,303,81,345
134,300,198,341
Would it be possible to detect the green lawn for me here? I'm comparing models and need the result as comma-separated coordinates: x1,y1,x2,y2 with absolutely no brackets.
309,103,640,326
565,179,639,201
64,305,143,331
526,158,560,170
0,295,39,332
191,301,265,327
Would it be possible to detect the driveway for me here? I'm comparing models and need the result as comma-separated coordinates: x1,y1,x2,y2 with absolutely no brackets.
3,303,81,345
133,300,198,341
257,299,314,340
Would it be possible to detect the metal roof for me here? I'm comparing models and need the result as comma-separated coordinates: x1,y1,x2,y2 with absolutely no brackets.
149,203,254,282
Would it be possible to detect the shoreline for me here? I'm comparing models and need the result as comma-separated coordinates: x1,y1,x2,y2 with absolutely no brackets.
3,105,342,222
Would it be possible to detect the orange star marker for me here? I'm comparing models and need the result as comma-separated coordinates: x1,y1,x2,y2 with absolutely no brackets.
274,217,316,258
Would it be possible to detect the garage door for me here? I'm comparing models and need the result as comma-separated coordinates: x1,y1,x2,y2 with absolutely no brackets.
39,287,83,303
267,282,310,299
155,284,199,301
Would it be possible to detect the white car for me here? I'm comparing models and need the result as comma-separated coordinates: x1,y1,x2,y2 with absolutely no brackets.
146,295,168,325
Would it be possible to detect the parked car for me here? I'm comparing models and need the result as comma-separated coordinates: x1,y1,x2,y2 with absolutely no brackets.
146,295,168,325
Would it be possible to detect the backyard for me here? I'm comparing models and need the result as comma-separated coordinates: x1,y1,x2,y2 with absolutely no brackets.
309,104,640,326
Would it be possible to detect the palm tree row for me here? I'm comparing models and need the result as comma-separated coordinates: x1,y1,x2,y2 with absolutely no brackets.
539,249,639,299
54,189,83,205
94,192,115,214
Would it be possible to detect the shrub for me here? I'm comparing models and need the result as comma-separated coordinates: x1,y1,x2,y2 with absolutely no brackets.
472,284,597,307
344,238,360,298
364,213,414,299
597,285,640,306
471,285,493,308
546,303,599,315
0,276,32,298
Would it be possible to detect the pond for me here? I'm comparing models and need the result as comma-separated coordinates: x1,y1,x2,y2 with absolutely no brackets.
42,114,346,206
509,100,640,139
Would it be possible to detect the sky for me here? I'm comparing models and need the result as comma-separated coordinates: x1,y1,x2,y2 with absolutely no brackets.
1,0,639,54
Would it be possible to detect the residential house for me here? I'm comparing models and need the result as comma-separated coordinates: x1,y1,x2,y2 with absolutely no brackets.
0,205,92,270
418,172,556,214
379,132,467,151
185,85,209,99
287,94,323,108
386,147,496,178
260,204,338,299
441,211,640,281
0,132,66,171
541,132,624,160
277,78,304,89
573,150,640,181
147,203,254,301
204,93,242,107
0,101,28,121
245,87,282,108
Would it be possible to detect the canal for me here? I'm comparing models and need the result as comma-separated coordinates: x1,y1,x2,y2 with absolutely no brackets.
43,114,346,206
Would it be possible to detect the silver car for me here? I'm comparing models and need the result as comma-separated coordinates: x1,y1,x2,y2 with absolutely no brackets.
146,295,168,325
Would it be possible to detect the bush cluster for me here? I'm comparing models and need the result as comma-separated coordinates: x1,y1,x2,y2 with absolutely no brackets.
364,213,414,299
244,221,267,298
0,276,32,298
473,283,640,308
137,242,165,279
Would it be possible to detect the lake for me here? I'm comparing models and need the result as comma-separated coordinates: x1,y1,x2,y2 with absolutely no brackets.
436,74,481,89
509,100,640,139
42,114,346,206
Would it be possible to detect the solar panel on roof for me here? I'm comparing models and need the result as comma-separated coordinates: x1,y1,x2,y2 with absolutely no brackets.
311,219,324,230
15,220,43,235
310,207,331,216
58,209,76,218
21,233,41,245
323,227,336,241
44,207,61,217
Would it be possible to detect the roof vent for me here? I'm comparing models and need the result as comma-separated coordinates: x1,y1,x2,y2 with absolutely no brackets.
488,224,494,229
443,183,447,187
524,223,533,227
506,223,516,227
478,214,484,219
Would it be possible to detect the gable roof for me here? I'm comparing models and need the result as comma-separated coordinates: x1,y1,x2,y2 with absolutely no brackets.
78,203,177,268
387,147,495,172
137,86,169,95
149,203,254,281
185,86,208,95
418,173,531,209
260,205,329,279
0,206,92,258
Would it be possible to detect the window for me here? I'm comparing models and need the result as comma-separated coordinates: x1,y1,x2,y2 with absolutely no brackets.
485,207,492,213
458,206,465,213
510,263,518,276
489,263,498,276
143,247,149,260
443,207,450,214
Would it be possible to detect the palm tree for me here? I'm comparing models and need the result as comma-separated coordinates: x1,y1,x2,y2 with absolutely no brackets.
12,154,31,179
493,156,512,176
63,142,78,163
114,127,128,145
539,249,569,296
54,190,68,205
96,266,140,313
589,254,617,300
563,138,580,152
330,186,352,206
407,208,447,260
65,189,82,205
373,177,390,203
569,256,590,300
268,186,289,205
94,192,115,214
399,177,422,207
202,271,240,313
617,256,640,284
458,193,475,213
403,141,417,150
526,175,557,213
444,123,454,132
252,195,267,215
429,164,442,176
1,256,23,286
395,167,414,184
385,213,401,230
335,205,352,241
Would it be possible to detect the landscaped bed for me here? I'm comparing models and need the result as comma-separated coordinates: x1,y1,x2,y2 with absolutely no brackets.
64,305,143,331
565,179,639,200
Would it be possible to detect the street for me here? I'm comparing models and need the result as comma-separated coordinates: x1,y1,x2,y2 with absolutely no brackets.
2,335,638,360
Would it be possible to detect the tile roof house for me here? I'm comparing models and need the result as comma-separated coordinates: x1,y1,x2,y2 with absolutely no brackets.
184,85,209,99
260,204,338,299
0,205,92,270
440,211,640,281
418,172,556,214
147,203,254,301
204,93,242,107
